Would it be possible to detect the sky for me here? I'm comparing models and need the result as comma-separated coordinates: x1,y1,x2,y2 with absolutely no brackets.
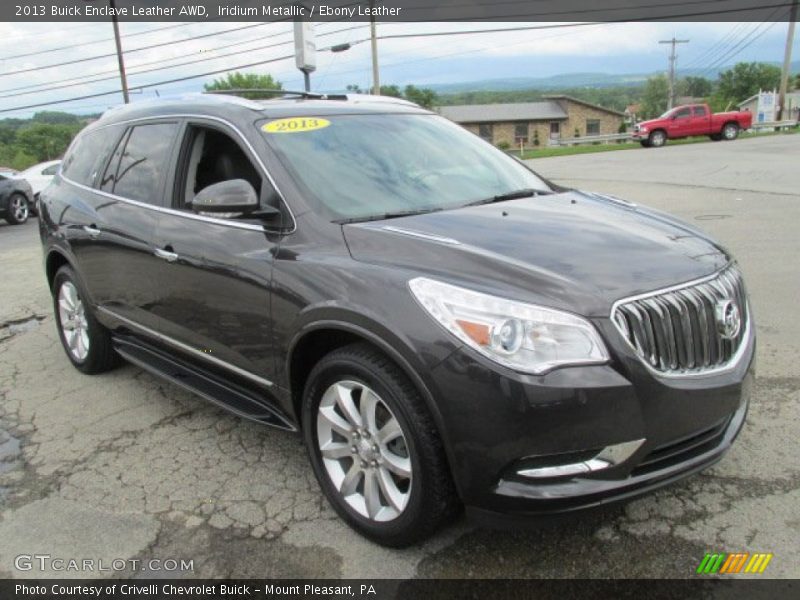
0,20,795,117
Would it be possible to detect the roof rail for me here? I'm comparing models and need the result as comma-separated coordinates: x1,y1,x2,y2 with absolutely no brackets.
203,89,347,100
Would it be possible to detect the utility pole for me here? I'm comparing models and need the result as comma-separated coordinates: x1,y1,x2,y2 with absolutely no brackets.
109,0,130,104
369,0,380,95
659,37,689,110
777,0,798,121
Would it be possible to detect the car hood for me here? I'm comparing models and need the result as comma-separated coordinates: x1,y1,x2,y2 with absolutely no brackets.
635,118,663,129
343,190,729,317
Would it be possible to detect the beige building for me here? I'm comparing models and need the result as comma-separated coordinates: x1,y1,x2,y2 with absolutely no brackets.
437,95,625,148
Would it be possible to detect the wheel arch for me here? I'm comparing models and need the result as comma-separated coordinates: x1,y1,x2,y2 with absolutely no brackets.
45,248,71,291
721,120,740,134
286,318,460,493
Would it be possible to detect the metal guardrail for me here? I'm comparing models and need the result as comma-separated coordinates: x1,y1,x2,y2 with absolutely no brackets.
749,120,798,131
551,132,631,146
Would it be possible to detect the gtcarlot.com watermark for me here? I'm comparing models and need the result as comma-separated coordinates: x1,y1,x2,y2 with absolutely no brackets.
15,554,194,573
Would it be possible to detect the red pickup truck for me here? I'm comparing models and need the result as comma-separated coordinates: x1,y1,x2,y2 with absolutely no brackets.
632,103,753,148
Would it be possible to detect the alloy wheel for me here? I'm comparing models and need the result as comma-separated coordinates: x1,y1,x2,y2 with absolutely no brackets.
10,196,28,222
316,380,412,522
58,281,90,361
724,125,737,139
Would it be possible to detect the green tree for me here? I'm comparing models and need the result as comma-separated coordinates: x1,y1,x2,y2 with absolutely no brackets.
641,74,669,118
346,84,363,93
32,111,81,125
403,84,438,108
717,62,781,104
16,123,79,162
680,76,713,98
379,84,403,98
204,72,282,99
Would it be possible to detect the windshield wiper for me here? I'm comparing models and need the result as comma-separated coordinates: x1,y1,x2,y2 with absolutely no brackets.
336,207,444,225
465,188,554,207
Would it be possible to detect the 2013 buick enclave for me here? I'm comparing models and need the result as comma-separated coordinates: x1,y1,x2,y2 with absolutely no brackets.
39,92,753,547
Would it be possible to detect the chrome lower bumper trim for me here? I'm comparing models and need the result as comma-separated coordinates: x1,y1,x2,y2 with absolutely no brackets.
516,439,645,479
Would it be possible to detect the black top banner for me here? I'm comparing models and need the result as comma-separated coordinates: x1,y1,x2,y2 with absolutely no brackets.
4,0,799,23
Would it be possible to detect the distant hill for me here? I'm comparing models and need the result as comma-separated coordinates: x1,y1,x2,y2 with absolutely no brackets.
426,61,800,94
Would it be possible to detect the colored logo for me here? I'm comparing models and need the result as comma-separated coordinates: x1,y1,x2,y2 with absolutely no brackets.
715,298,742,339
697,552,773,574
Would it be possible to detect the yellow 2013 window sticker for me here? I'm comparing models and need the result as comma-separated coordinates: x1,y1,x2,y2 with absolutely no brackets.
262,117,330,133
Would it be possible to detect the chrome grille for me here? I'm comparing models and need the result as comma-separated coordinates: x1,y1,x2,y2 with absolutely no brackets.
612,265,749,375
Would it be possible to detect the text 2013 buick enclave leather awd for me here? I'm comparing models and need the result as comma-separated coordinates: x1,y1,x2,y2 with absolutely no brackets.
39,93,753,547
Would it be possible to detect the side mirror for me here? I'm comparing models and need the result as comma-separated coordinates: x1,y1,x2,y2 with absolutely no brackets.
192,179,259,216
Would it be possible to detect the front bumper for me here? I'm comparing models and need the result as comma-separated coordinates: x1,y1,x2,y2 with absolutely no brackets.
426,322,754,517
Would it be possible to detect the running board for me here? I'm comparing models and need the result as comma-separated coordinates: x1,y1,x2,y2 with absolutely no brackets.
112,336,296,431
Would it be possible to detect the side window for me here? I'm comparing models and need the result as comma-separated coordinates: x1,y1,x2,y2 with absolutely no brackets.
693,106,708,117
42,164,59,176
99,129,129,193
176,125,272,211
675,108,691,119
61,126,121,187
112,123,179,204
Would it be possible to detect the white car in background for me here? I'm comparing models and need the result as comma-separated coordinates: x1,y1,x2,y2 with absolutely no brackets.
19,160,61,201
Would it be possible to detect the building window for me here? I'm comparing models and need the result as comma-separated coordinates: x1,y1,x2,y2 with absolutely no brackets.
478,123,493,142
586,119,601,136
549,121,561,138
514,123,529,143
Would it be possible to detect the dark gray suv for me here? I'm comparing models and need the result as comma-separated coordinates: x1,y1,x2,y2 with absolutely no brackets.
39,93,753,546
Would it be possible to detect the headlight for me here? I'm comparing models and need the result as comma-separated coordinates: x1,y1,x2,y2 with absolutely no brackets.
409,278,609,375
639,126,648,133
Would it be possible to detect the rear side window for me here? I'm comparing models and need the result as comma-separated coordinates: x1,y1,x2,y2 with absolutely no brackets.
61,127,122,187
693,106,708,117
107,123,178,204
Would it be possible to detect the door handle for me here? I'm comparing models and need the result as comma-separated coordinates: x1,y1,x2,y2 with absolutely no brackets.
154,247,179,263
83,225,101,239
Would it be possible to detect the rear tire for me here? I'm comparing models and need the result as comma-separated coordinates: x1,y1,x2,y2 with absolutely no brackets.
722,122,739,140
302,343,459,547
5,193,29,225
648,130,667,148
53,265,119,374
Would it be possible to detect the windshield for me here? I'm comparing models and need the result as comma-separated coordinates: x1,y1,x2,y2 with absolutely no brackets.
260,113,550,221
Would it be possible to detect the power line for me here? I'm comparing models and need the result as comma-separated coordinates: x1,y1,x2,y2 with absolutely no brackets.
0,25,370,99
680,22,750,70
0,21,279,78
695,13,787,78
0,22,201,61
0,53,297,114
0,21,361,96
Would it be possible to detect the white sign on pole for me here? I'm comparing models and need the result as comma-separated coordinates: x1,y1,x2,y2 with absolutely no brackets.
756,89,776,123
294,21,317,72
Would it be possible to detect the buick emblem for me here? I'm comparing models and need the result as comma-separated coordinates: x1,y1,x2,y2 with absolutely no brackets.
715,299,741,340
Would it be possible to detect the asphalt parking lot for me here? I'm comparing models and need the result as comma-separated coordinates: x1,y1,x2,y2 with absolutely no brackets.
0,134,798,579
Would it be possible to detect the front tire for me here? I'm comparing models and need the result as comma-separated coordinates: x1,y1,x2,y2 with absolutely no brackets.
53,265,118,374
648,130,667,148
639,140,651,148
302,343,458,547
5,193,29,225
709,133,723,141
722,122,739,140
